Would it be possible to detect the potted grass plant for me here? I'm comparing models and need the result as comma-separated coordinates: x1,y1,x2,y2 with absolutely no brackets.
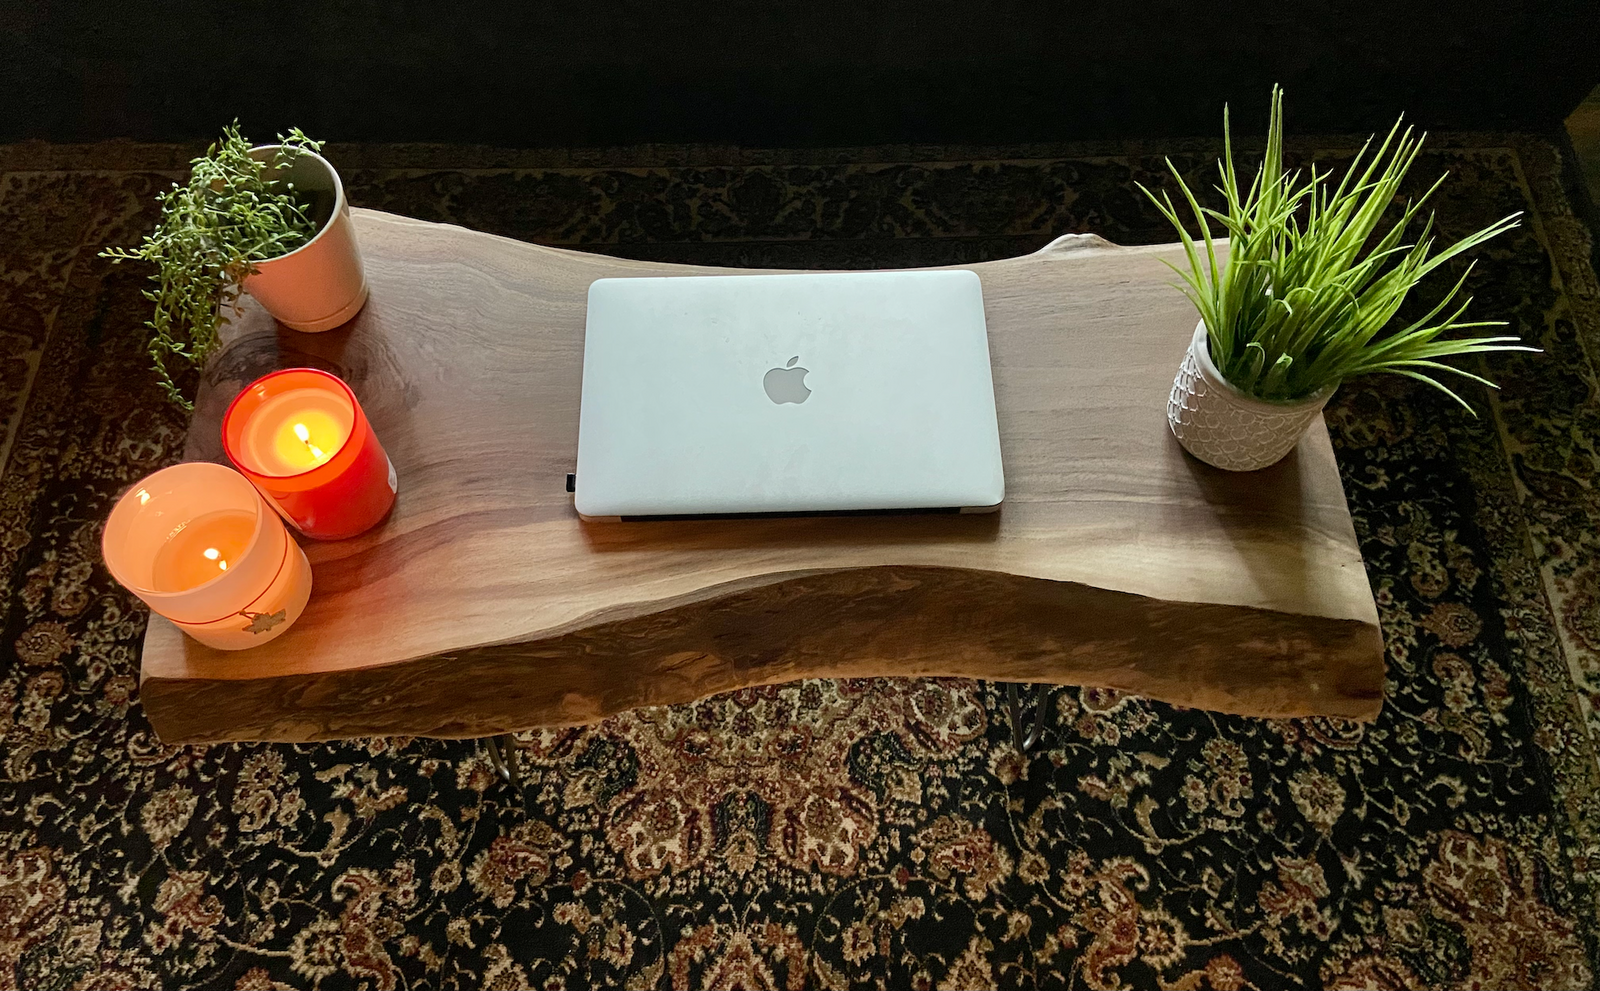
102,123,368,408
1142,87,1532,471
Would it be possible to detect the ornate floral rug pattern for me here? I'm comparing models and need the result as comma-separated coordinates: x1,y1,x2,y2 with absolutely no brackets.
2,135,1599,989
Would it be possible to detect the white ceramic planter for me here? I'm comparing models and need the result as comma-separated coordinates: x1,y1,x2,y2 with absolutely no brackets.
1167,321,1334,471
241,145,369,332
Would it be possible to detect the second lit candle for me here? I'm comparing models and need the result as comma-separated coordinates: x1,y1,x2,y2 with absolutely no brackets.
223,368,397,540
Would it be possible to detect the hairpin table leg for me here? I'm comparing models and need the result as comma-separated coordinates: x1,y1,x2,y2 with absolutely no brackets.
1006,683,1050,752
484,734,531,812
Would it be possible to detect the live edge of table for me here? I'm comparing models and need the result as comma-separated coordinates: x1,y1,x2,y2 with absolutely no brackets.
137,209,1384,745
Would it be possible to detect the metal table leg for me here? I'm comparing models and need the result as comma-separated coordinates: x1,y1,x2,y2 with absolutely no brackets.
1006,683,1050,752
484,733,532,812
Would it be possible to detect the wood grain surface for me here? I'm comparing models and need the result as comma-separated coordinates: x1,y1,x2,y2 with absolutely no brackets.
139,210,1385,743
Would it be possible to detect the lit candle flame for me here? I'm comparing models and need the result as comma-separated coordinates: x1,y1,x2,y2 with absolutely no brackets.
293,422,328,462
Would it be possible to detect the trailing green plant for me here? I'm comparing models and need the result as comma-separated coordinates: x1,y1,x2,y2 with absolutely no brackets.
1139,86,1533,407
101,122,326,408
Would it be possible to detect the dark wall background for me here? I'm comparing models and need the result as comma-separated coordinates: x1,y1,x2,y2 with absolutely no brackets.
4,1,1598,147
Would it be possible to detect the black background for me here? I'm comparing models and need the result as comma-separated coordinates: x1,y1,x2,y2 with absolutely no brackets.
4,1,1598,146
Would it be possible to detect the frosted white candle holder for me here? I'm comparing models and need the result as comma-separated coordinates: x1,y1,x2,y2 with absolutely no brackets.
102,462,312,650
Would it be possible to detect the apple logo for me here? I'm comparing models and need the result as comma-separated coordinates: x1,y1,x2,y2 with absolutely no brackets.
763,356,812,405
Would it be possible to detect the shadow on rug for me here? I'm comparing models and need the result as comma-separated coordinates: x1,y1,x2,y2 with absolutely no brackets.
1,134,1598,989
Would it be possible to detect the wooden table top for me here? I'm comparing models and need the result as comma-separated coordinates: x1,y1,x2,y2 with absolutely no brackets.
139,209,1383,743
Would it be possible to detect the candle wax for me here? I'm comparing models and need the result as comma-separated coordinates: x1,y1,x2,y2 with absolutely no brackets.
242,388,354,475
150,509,257,593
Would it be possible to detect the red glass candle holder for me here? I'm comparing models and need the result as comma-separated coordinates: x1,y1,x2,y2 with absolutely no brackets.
222,368,397,540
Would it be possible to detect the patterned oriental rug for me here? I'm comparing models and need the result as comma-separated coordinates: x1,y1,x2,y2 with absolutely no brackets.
2,135,1599,990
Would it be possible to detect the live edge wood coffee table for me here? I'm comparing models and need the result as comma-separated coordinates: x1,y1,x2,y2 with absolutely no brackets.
139,209,1384,746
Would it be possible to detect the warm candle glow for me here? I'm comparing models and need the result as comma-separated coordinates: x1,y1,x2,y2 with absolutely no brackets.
150,509,256,592
244,389,353,475
293,423,328,461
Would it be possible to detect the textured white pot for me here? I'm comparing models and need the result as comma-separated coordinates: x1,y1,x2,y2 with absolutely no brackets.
241,145,369,332
1167,321,1334,471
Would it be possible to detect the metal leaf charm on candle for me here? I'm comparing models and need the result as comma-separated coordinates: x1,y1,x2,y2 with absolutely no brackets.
242,609,287,634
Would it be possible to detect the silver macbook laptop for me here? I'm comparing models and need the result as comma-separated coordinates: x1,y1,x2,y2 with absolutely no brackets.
574,270,1004,520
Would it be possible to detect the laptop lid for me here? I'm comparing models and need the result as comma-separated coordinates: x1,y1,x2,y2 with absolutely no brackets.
574,270,1004,519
